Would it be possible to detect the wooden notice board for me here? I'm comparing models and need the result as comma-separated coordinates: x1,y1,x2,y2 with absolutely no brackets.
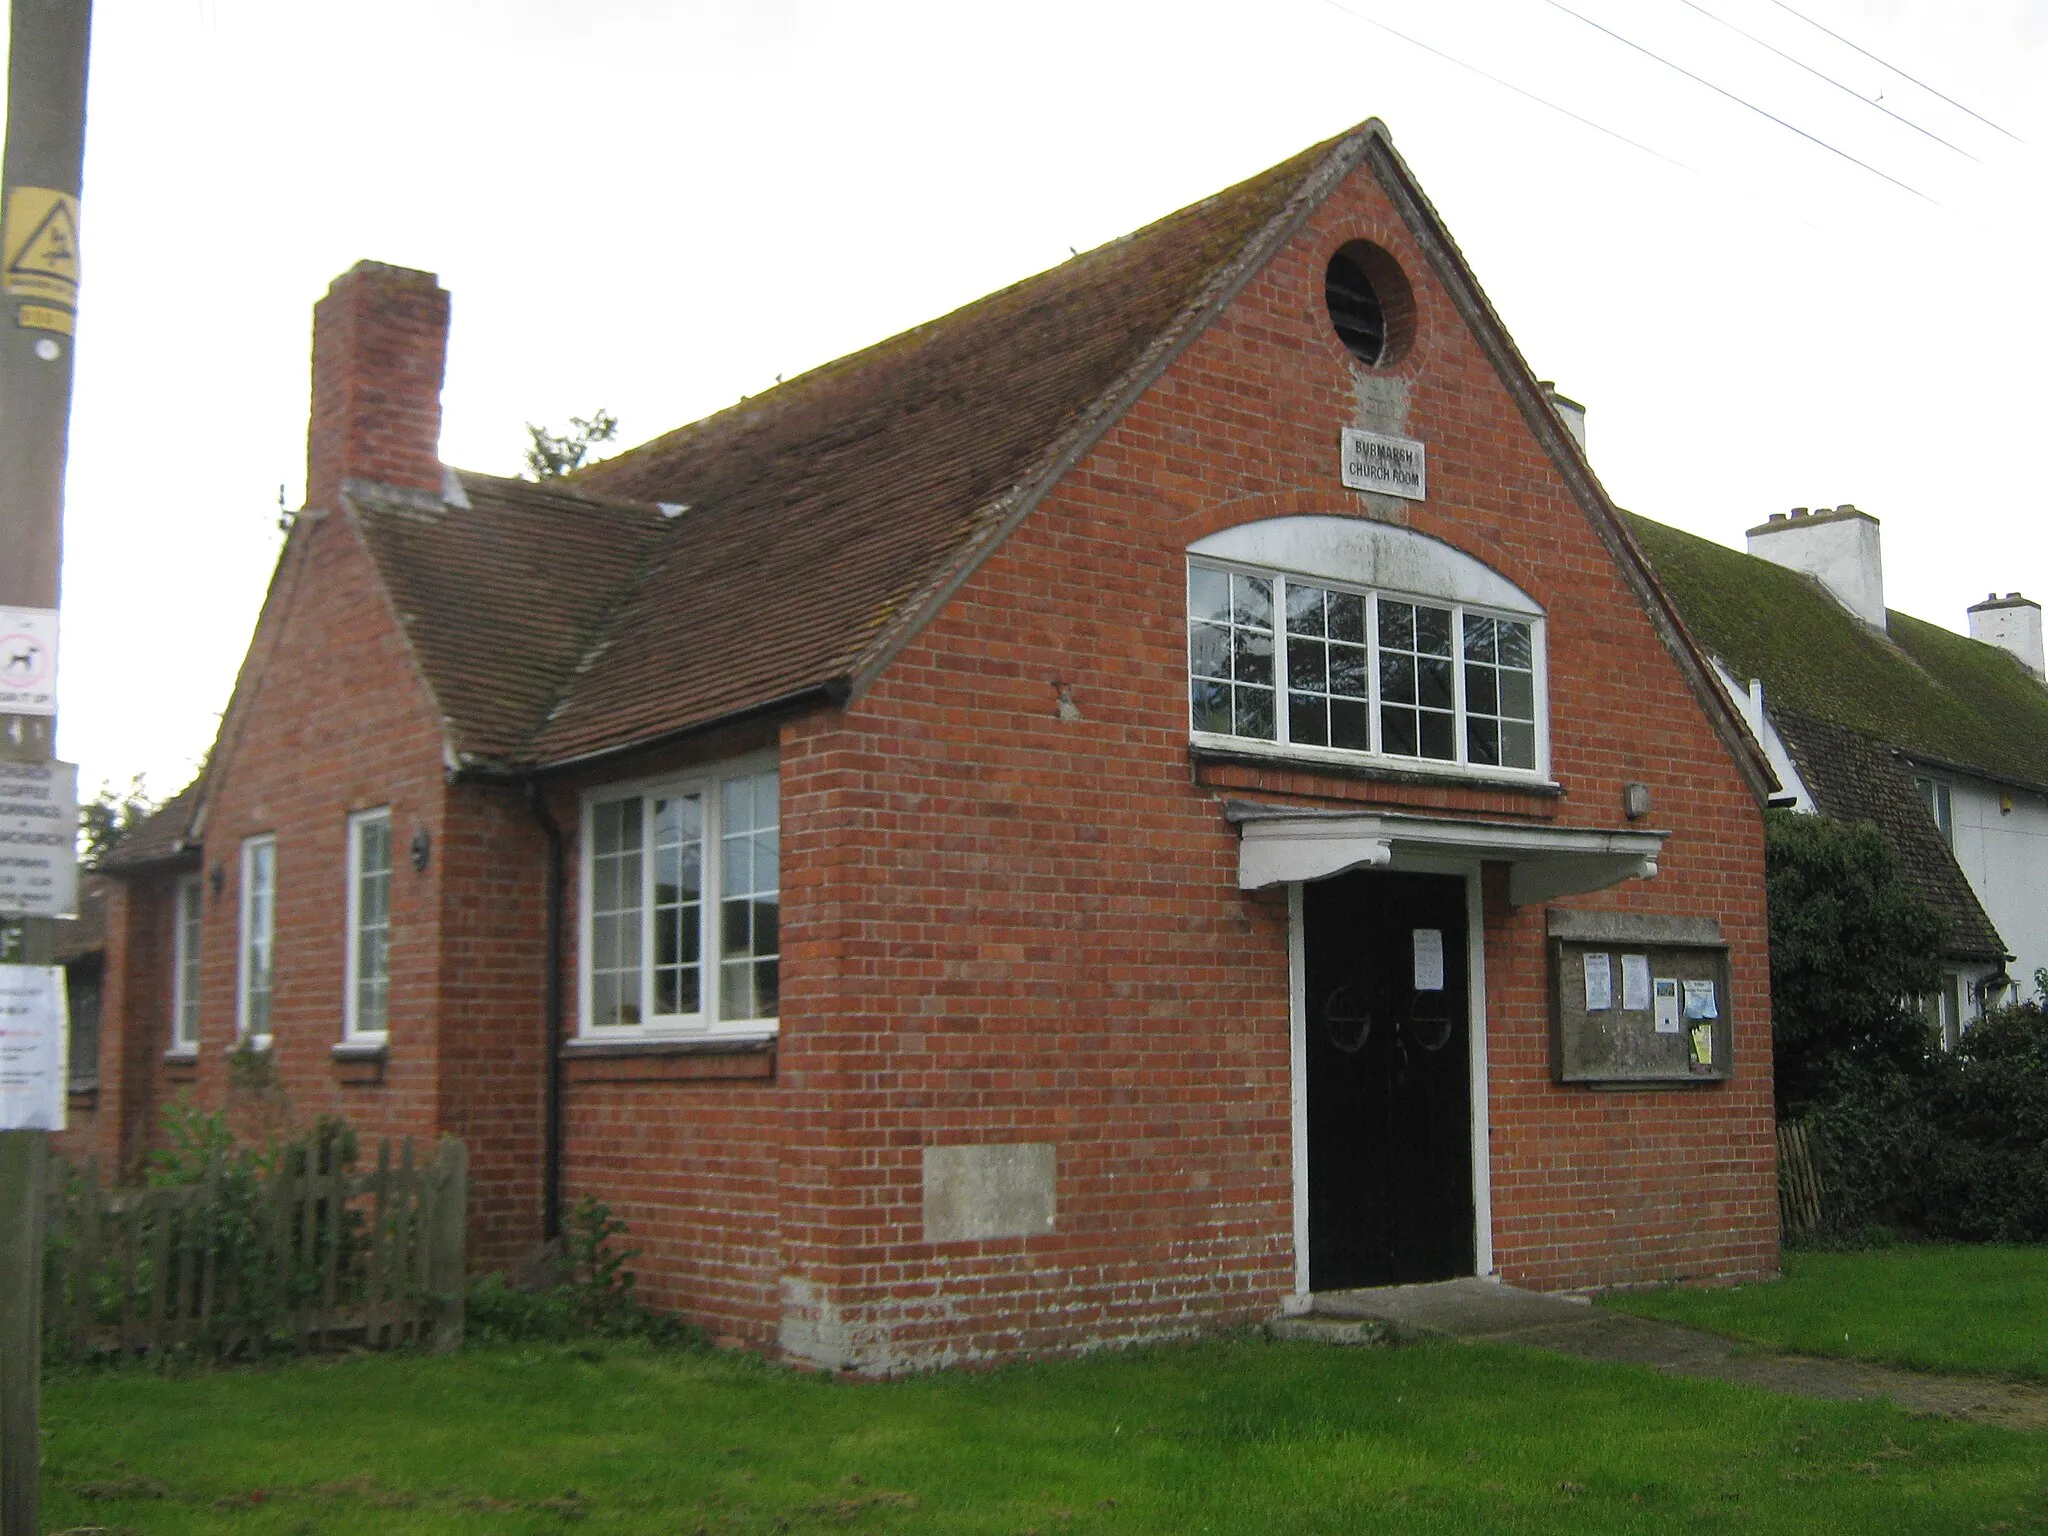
1547,909,1732,1087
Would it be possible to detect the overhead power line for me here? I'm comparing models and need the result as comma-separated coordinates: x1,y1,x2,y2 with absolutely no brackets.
1316,0,1696,173
1670,0,1981,163
1537,0,1939,204
1766,0,2022,144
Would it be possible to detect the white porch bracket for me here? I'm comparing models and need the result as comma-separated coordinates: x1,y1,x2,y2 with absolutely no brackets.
1225,801,1665,905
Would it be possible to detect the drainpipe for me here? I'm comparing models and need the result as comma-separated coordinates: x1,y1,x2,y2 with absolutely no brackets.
525,779,565,1243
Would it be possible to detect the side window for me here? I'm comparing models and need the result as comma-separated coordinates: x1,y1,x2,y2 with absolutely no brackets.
1914,777,1954,848
345,809,392,1041
172,873,203,1053
1188,560,1543,776
237,836,277,1047
582,762,779,1036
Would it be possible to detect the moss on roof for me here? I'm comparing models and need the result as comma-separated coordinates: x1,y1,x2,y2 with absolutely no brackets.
1624,513,2048,789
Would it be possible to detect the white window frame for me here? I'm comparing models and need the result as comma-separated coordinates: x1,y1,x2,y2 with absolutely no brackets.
577,753,781,1041
237,835,277,1050
344,807,393,1044
1914,776,1955,848
171,872,203,1055
1187,556,1552,785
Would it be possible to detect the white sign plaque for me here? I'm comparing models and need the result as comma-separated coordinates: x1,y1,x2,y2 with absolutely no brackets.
0,607,58,715
1411,928,1445,992
0,965,66,1130
1340,429,1427,501
0,758,78,919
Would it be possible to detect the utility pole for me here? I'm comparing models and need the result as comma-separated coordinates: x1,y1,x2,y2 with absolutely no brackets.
0,3,91,1534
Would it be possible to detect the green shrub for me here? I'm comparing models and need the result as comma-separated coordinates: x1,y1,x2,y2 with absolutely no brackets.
466,1197,696,1347
1801,1001,2048,1244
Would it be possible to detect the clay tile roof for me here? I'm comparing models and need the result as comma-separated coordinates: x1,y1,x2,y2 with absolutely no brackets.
97,778,204,872
1771,711,2007,962
348,473,676,768
522,132,1349,766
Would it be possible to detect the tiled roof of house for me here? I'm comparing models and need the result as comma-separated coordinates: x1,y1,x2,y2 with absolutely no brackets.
1624,513,2048,792
340,133,1344,772
96,778,204,872
1771,711,2007,961
348,473,677,767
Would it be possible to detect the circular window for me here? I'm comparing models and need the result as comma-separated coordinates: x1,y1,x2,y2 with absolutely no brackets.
1324,241,1415,368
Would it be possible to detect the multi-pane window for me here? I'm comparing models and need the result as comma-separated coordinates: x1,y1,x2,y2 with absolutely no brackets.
1188,562,1542,773
173,874,202,1052
345,809,392,1040
238,836,276,1046
584,763,779,1035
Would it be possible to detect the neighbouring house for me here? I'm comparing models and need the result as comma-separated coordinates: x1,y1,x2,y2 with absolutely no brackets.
1627,506,2048,1046
78,120,1781,1370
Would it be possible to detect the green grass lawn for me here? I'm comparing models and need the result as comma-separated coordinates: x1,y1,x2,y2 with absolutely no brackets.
1601,1244,2048,1382
40,1334,2048,1535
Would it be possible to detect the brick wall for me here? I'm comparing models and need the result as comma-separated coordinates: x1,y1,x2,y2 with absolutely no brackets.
679,143,1776,1368
172,509,455,1188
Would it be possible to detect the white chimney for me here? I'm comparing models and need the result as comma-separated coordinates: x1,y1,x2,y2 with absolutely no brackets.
1539,381,1586,453
1746,505,1885,629
1967,592,2045,678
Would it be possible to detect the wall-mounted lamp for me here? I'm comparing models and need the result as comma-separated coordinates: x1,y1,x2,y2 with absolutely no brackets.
209,862,225,897
410,827,432,872
1622,782,1652,821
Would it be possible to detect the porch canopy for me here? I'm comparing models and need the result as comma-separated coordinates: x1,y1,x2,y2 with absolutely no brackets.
1224,801,1666,907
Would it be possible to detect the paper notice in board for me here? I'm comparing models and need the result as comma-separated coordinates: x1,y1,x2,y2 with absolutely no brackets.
1582,952,1612,1011
1412,929,1444,992
1621,954,1651,1012
1683,979,1719,1020
1653,977,1682,1035
0,965,66,1130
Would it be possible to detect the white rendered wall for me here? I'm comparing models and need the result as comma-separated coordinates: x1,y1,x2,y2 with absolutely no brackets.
1709,660,1811,809
1942,773,2048,997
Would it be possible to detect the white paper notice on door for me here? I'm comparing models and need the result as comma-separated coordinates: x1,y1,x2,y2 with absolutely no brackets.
1653,977,1682,1035
1412,928,1445,992
1582,952,1613,1011
1621,954,1651,1012
0,965,66,1131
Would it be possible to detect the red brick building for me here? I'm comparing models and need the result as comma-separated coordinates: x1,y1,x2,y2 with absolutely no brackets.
77,121,1779,1369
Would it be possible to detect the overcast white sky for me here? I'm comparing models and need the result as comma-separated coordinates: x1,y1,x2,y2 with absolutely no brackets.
34,0,2048,801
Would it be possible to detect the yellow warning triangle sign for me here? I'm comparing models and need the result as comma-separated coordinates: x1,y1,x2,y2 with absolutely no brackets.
3,188,79,303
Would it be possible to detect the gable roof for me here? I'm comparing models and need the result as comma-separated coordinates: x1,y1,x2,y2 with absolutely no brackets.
537,134,1351,767
97,778,204,872
222,121,1773,800
1623,512,2048,793
1771,710,2006,962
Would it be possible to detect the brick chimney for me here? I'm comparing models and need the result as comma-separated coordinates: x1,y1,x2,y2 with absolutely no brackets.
305,261,450,514
1745,504,1886,629
1968,592,2045,678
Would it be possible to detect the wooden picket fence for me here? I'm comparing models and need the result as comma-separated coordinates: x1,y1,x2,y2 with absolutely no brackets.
43,1137,466,1360
1776,1121,1824,1239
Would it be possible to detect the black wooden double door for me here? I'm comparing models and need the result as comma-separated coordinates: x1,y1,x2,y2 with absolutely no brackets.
1304,870,1476,1291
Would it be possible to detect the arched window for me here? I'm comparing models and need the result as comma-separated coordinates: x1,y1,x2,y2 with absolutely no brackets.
1186,517,1548,779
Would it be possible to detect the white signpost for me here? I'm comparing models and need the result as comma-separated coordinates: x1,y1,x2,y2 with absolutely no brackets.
0,758,75,919
0,968,62,1132
1340,428,1427,501
0,607,55,716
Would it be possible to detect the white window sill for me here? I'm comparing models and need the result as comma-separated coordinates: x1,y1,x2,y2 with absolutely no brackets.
1190,733,1558,791
333,1036,388,1060
570,1026,777,1053
163,1046,198,1063
231,1035,273,1054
